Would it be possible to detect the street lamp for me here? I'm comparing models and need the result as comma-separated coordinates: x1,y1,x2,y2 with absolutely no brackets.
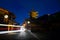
27,21,30,24
4,15,9,31
4,15,8,18
4,15,9,22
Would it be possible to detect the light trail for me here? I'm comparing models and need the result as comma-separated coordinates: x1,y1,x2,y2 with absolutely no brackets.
0,24,21,27
0,28,26,34
0,24,40,40
0,30,21,34
0,24,25,34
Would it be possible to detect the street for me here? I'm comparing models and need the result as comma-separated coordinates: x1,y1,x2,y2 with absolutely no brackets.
0,0,60,40
0,30,48,40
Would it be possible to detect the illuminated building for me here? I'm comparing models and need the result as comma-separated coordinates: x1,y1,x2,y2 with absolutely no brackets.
0,8,20,31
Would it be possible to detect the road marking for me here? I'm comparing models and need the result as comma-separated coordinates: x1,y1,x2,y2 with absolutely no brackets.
27,30,40,40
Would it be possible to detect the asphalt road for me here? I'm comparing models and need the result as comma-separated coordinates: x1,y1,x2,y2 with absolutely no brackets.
0,30,48,40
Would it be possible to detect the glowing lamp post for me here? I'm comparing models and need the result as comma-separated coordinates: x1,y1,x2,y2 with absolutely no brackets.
4,15,9,23
27,21,31,30
4,15,8,18
27,21,30,24
4,15,10,31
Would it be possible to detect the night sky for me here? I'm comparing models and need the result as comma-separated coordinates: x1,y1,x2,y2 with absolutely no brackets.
0,0,60,25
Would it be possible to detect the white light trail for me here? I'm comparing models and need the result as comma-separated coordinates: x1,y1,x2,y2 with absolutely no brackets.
0,30,21,34
0,28,26,34
0,24,21,27
20,26,26,32
0,24,26,34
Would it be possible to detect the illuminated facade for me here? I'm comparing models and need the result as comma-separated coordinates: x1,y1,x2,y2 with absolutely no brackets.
0,8,16,24
0,8,19,31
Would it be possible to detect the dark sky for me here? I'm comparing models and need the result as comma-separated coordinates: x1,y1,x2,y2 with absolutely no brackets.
0,0,60,25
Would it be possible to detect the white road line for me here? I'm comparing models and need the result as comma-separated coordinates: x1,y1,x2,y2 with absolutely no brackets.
27,30,40,40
